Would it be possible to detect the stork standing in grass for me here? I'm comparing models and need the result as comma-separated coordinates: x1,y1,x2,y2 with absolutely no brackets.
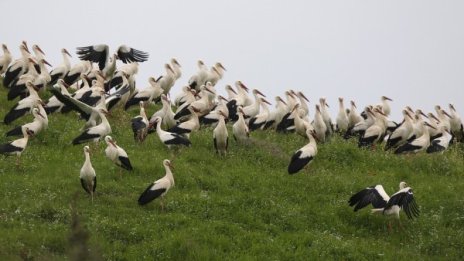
131,102,149,142
138,159,175,210
72,109,111,145
152,117,191,148
288,129,318,174
104,136,133,174
6,107,47,137
213,110,229,155
0,126,34,166
80,146,97,202
349,181,419,231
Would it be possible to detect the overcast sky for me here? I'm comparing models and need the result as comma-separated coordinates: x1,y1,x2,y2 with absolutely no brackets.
2,0,464,119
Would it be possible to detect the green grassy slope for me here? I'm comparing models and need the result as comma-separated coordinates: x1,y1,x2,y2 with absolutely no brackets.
0,83,463,260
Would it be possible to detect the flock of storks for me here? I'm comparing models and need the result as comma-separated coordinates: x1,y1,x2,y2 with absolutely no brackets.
1,42,462,229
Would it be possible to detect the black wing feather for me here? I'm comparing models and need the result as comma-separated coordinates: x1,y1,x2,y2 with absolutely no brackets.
76,45,108,70
288,150,312,174
348,186,388,211
138,184,165,205
117,46,149,64
385,189,419,219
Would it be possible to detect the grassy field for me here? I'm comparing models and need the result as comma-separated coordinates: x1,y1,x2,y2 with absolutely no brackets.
0,83,463,260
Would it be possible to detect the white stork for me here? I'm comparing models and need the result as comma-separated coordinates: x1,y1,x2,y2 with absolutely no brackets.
8,58,39,100
319,98,333,136
377,96,393,117
131,102,149,142
394,122,436,154
0,44,12,75
80,146,97,202
125,76,163,110
427,126,454,153
149,94,177,130
188,60,209,91
170,58,182,80
385,110,414,150
249,98,271,131
288,129,318,174
104,136,133,172
64,60,92,85
0,126,34,166
174,84,214,120
152,117,191,148
242,89,266,120
313,105,327,142
206,62,226,86
213,110,228,156
174,86,195,107
167,106,200,138
448,104,463,141
348,100,363,129
138,159,175,209
232,107,250,143
4,81,42,124
358,108,388,148
158,63,177,95
349,181,419,230
3,42,31,88
336,97,349,133
263,96,287,130
72,109,111,145
6,107,47,137
49,48,72,85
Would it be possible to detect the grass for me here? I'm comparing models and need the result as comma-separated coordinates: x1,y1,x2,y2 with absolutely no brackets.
0,82,463,260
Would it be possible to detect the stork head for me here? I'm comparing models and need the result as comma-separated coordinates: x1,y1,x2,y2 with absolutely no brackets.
416,109,427,118
62,48,72,57
33,44,45,55
105,136,117,147
350,100,357,109
218,110,228,119
215,62,226,71
236,81,249,92
338,97,344,103
427,113,440,123
225,85,237,95
153,116,162,123
441,109,453,119
163,159,174,170
260,98,271,106
41,59,52,67
165,63,175,74
2,44,8,51
399,181,408,189
298,91,309,102
27,57,37,65
33,107,46,119
315,104,321,113
424,121,436,130
253,89,266,97
84,146,91,154
382,96,393,101
171,58,181,67
20,41,30,53
276,96,287,105
308,129,318,141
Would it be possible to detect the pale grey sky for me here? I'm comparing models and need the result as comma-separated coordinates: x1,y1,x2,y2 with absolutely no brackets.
2,0,464,118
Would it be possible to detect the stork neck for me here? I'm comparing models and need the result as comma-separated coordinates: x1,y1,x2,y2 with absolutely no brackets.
84,151,91,165
62,52,71,70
